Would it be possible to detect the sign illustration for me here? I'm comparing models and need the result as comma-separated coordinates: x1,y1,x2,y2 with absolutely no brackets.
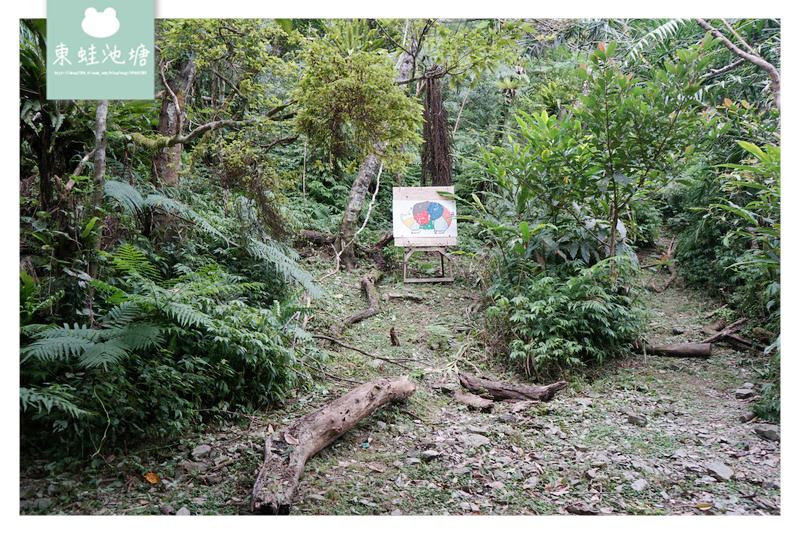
393,187,457,247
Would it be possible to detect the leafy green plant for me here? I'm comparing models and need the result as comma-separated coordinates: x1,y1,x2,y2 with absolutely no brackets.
20,247,313,454
486,257,645,379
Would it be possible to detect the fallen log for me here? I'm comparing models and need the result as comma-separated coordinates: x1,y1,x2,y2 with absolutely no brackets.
329,268,383,337
645,343,712,358
383,292,424,302
700,319,727,336
458,373,567,402
299,229,335,246
251,376,416,514
454,389,494,411
700,317,747,344
722,333,764,352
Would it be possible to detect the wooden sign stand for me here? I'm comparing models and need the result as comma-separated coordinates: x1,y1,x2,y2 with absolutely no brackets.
402,247,453,283
393,187,457,284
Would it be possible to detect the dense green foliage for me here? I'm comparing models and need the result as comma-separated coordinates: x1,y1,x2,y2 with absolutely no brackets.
486,258,645,378
19,17,781,456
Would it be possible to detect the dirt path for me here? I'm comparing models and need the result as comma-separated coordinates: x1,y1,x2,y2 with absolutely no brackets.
20,244,780,515
284,244,780,515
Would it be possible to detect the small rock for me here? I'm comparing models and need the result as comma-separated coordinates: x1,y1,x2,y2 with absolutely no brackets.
375,421,388,430
20,486,36,499
627,414,648,427
631,479,649,492
459,434,490,448
433,383,457,394
673,327,685,335
176,507,191,516
763,479,780,490
451,467,471,476
574,444,589,452
181,460,209,473
390,509,403,516
460,502,472,512
743,382,755,389
735,389,755,399
191,443,212,459
161,504,175,515
706,461,734,481
498,413,517,424
523,475,539,489
487,481,505,490
34,497,53,511
406,457,422,466
585,468,599,480
753,424,780,442
467,425,489,435
420,450,441,463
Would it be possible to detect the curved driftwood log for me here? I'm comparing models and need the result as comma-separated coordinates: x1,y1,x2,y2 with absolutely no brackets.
251,376,416,514
645,343,712,358
458,373,567,402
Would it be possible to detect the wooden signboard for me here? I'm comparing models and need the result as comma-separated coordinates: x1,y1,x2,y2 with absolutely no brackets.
392,187,457,247
392,187,456,282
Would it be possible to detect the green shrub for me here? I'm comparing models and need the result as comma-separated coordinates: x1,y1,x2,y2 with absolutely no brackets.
486,257,645,379
20,251,312,455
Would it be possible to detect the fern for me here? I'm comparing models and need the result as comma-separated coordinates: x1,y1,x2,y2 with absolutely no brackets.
247,238,320,297
103,301,144,325
20,385,91,418
79,341,129,369
627,19,690,60
163,302,212,328
22,335,95,363
111,244,162,281
105,180,145,214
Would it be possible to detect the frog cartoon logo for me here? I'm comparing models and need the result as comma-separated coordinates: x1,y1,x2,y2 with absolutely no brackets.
401,201,453,234
81,7,121,39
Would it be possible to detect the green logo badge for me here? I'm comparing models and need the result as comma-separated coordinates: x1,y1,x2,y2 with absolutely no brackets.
47,0,154,100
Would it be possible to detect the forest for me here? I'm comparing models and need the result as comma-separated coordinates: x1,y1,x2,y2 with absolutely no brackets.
19,18,780,516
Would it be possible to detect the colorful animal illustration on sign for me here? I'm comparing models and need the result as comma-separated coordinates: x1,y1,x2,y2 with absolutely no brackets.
401,201,453,234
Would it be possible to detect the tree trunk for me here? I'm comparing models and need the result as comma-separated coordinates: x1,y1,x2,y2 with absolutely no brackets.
458,373,568,402
251,376,417,514
336,151,383,271
87,100,109,283
695,19,781,113
644,343,712,358
336,37,418,269
421,73,452,187
154,60,197,187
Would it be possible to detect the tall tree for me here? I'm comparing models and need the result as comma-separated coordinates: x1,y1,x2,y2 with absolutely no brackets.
421,74,453,186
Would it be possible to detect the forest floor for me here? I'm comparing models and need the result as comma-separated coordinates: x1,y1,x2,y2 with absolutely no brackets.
19,238,780,516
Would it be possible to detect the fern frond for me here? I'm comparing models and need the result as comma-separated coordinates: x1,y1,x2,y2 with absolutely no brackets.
103,301,144,326
104,180,145,214
627,19,689,60
111,322,164,351
20,385,91,418
78,341,130,370
163,302,212,328
111,244,162,281
22,335,95,363
247,238,320,298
